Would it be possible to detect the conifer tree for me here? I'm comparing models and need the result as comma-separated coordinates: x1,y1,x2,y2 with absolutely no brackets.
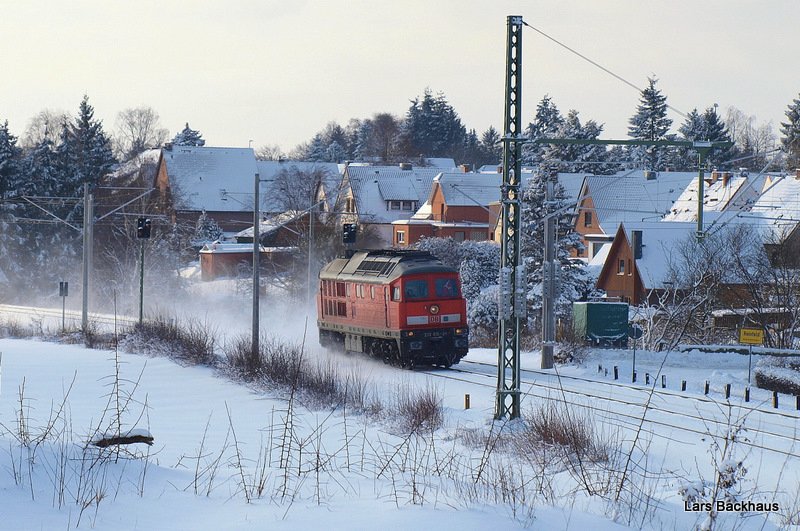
628,77,672,171
400,89,466,159
0,120,22,199
171,122,206,146
519,168,598,331
57,95,116,197
781,93,800,170
522,95,564,165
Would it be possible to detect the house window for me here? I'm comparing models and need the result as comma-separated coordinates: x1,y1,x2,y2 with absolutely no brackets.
396,231,406,245
389,201,401,210
402,201,414,210
628,259,632,275
335,282,346,297
345,197,355,213
470,231,486,241
576,246,585,257
454,231,465,242
617,259,625,275
584,211,593,227
370,285,375,299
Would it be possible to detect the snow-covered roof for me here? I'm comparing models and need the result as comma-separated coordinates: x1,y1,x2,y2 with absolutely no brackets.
162,146,259,212
584,171,695,234
747,174,800,242
663,170,777,222
234,210,306,239
424,157,457,169
344,165,444,223
556,173,590,204
619,221,698,289
161,147,342,214
435,173,501,206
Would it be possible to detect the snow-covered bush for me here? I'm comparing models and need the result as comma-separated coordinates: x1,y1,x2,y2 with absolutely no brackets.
754,355,800,395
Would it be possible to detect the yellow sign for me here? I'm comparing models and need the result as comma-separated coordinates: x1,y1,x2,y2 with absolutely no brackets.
739,328,764,345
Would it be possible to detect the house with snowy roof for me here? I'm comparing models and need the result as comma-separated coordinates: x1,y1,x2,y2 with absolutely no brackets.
663,169,777,222
745,170,800,265
152,145,340,233
573,171,695,261
334,163,455,246
391,172,501,247
595,221,701,305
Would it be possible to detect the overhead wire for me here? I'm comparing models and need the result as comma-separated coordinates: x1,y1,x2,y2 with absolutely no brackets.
520,21,690,120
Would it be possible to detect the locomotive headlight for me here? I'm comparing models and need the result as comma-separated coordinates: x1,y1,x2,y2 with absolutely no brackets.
407,331,415,337
429,304,440,315
455,328,465,335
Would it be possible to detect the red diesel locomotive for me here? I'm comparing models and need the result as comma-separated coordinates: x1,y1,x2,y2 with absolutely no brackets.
317,250,469,368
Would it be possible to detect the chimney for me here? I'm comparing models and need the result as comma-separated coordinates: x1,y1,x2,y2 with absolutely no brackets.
399,163,412,170
459,164,472,173
643,170,656,180
496,165,503,174
722,171,732,187
739,167,749,178
632,230,643,259
796,169,800,180
707,170,720,184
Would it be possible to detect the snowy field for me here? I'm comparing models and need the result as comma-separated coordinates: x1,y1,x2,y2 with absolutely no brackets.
1,296,799,530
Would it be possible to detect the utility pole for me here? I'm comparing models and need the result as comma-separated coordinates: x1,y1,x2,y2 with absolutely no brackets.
495,14,524,420
541,177,556,369
81,183,93,331
252,173,261,356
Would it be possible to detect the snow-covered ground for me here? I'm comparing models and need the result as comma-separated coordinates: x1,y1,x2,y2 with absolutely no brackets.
1,293,799,530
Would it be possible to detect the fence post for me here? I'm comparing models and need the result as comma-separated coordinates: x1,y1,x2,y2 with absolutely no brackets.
725,383,731,399
773,391,779,409
645,373,650,385
614,366,619,380
681,380,687,391
745,387,750,402
661,375,666,389
704,381,710,395
464,394,470,410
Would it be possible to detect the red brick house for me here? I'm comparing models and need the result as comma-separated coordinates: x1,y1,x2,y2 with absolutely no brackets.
392,172,500,247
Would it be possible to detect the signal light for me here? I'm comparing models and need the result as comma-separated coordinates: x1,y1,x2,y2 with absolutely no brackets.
137,217,152,239
342,223,357,244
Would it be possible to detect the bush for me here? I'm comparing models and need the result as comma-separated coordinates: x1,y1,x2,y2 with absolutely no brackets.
754,356,800,395
394,384,443,433
519,401,608,463
123,316,217,366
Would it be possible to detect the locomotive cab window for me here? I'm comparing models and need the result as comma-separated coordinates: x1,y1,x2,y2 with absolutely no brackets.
392,286,401,301
404,279,429,300
435,278,458,298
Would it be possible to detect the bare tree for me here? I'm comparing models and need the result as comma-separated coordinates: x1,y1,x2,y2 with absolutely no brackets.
725,106,778,169
255,144,285,161
20,109,70,148
114,107,169,161
639,232,727,350
723,224,800,349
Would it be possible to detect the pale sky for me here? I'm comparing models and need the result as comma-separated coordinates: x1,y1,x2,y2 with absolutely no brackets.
1,1,798,152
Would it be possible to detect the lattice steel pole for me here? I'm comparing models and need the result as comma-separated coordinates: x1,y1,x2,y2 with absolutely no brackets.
496,15,524,420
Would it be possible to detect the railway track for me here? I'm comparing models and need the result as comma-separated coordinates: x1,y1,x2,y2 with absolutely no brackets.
0,304,139,329
421,359,800,459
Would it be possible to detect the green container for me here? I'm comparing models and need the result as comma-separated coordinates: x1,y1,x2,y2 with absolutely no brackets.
573,302,629,347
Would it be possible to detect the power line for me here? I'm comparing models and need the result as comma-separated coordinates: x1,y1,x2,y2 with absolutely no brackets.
521,21,690,120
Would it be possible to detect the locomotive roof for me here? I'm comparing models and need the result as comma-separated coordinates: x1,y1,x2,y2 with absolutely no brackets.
319,250,456,282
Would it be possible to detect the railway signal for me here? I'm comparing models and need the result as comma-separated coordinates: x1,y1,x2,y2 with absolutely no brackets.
136,217,151,239
136,217,151,325
342,223,357,244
